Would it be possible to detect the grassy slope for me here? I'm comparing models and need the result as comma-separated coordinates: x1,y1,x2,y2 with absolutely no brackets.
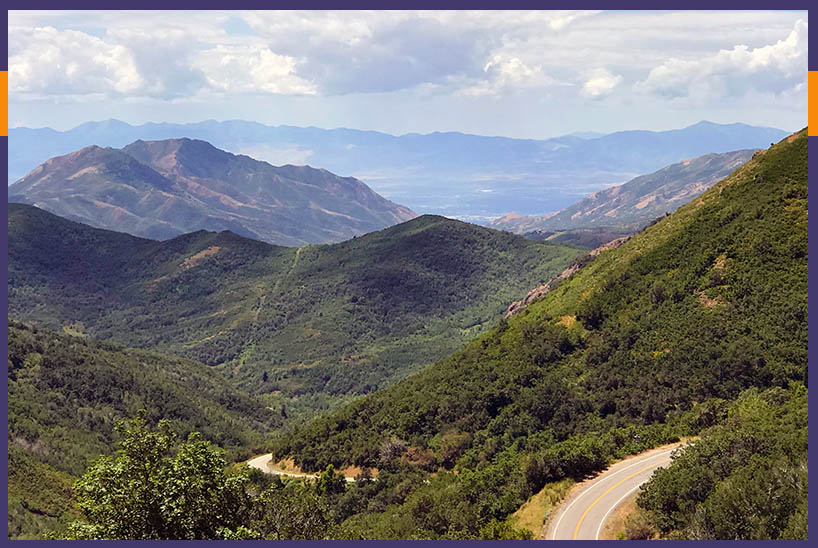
272,129,807,475
8,209,581,419
7,320,275,538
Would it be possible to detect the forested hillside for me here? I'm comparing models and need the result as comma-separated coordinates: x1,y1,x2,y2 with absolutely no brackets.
7,320,275,538
8,208,581,420
636,386,807,540
268,130,807,538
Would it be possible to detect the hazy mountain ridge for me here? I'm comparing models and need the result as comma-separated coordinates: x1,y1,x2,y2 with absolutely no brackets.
491,148,757,234
9,138,416,246
8,120,788,218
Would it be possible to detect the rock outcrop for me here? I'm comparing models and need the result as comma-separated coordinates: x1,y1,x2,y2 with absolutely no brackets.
505,236,630,318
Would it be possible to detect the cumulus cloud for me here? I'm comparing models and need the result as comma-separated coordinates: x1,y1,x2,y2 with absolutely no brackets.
637,19,807,101
461,54,553,97
581,68,622,98
6,8,808,116
195,44,316,95
242,12,495,95
103,27,212,99
235,10,604,96
9,26,143,96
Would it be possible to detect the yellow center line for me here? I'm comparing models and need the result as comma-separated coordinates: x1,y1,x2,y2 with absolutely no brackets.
572,458,671,540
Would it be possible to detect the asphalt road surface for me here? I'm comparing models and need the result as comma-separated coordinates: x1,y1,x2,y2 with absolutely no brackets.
246,453,356,482
547,443,683,540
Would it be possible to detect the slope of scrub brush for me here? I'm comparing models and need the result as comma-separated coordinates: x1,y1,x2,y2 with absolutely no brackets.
637,385,807,540
8,208,580,419
271,127,807,514
7,320,275,538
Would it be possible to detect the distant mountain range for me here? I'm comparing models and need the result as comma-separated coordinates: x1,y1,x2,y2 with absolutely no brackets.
8,138,416,246
490,148,757,234
8,120,788,219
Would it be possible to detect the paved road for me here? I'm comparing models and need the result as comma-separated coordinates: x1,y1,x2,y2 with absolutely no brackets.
245,454,356,482
547,444,683,540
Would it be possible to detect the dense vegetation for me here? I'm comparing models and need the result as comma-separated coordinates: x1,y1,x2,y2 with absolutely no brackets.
8,208,580,421
8,129,807,540
268,130,807,537
523,227,634,249
7,320,275,538
52,414,343,540
637,385,807,540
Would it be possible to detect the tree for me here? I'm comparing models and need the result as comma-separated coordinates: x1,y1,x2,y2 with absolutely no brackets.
316,464,346,497
57,412,253,540
249,481,334,540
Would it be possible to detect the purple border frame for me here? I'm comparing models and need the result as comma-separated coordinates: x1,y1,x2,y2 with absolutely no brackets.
2,4,812,546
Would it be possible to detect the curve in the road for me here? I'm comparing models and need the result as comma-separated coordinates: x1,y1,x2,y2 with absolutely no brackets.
547,443,683,540
245,453,357,482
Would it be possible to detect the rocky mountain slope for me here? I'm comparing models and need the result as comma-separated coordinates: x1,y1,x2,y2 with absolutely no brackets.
491,148,756,234
8,138,416,246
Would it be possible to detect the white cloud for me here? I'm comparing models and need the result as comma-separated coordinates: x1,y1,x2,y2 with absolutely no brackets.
581,68,622,98
461,54,553,97
195,44,316,95
637,19,807,101
6,10,808,136
9,26,143,96
238,11,603,96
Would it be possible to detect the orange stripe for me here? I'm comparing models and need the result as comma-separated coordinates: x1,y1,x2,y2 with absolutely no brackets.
1,71,7,137
810,71,817,137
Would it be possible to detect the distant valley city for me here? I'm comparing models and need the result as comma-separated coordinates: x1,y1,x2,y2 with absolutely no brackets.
5,9,808,540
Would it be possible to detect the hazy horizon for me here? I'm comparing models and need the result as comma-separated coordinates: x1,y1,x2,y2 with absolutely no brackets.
7,117,796,142
9,10,808,139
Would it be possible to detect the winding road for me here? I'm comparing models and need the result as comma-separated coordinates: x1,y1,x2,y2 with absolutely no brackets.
246,453,357,482
547,443,684,540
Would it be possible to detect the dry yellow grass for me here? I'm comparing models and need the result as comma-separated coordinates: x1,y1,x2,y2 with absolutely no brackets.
510,478,574,539
598,492,638,540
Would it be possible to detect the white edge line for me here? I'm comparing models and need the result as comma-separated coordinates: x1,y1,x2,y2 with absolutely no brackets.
594,480,646,540
549,448,674,540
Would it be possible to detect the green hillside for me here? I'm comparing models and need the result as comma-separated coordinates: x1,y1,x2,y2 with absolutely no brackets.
636,385,807,540
269,130,807,538
8,208,581,420
7,320,275,538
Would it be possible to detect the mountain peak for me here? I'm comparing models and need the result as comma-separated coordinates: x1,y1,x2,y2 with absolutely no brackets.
10,138,417,246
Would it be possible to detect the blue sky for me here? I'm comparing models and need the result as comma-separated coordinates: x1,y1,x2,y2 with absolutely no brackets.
8,10,808,137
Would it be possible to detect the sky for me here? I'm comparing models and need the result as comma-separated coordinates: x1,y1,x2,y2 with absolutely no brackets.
7,10,809,138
